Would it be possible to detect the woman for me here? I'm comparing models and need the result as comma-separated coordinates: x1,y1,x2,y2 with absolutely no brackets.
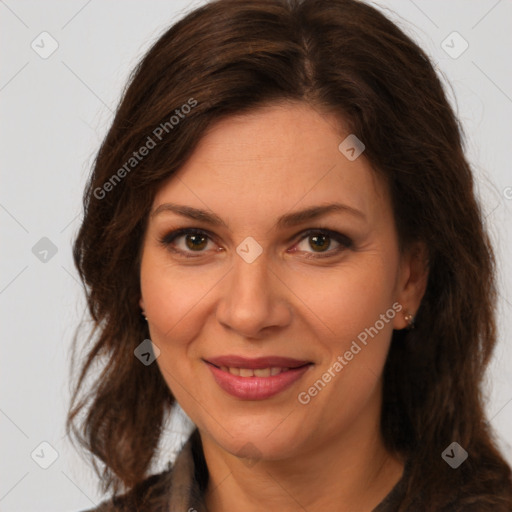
67,0,512,510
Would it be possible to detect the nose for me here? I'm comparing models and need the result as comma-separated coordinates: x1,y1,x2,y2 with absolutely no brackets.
215,252,292,339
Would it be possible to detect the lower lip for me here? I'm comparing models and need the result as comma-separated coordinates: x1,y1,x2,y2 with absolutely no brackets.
206,362,312,400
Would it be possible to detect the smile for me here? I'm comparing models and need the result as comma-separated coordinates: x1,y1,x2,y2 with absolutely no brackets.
217,366,290,377
204,356,313,400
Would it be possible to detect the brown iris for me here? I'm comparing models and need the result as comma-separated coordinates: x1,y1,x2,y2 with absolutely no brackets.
309,234,330,252
185,233,208,251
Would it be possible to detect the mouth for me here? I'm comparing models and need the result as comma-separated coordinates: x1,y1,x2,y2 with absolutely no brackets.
212,366,294,377
203,355,313,400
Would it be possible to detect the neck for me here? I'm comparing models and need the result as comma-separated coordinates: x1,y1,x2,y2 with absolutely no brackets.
201,396,404,512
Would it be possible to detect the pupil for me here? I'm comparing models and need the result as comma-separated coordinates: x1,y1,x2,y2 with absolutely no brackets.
311,234,329,251
186,234,207,250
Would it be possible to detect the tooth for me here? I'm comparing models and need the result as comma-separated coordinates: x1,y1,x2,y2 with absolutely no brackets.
229,367,241,376
239,368,254,377
270,367,282,376
254,368,271,377
220,366,229,372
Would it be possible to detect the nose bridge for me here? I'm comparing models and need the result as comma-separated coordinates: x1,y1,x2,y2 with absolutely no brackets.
216,251,290,336
232,252,269,297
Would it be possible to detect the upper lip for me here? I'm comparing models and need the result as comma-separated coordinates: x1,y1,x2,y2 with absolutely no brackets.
204,355,312,369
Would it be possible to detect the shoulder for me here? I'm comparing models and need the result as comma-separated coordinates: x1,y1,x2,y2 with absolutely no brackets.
406,465,512,512
78,468,173,512
76,428,204,512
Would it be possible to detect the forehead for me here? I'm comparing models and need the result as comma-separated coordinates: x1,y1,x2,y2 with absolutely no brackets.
152,102,389,229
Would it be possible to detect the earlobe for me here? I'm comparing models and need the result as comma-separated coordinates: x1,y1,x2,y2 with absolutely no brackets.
392,306,416,330
139,297,149,321
393,242,429,330
403,311,415,330
139,297,147,318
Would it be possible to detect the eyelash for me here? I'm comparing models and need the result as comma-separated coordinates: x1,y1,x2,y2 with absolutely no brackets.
159,228,353,260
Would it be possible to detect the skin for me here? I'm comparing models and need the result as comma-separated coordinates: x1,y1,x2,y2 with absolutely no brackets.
139,101,428,512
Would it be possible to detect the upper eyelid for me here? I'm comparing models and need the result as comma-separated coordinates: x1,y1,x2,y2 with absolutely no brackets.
161,227,351,252
161,227,217,244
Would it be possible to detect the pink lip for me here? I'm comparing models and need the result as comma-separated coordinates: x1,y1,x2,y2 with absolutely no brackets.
206,355,310,369
204,355,313,400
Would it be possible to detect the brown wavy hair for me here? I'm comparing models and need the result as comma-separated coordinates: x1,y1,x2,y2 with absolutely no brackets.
67,0,512,509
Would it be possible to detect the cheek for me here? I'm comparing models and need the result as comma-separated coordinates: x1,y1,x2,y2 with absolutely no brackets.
291,256,398,349
139,254,220,354
294,265,398,421
139,257,217,410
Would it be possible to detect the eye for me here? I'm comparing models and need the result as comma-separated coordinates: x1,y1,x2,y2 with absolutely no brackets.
291,229,353,258
159,227,353,260
159,228,218,258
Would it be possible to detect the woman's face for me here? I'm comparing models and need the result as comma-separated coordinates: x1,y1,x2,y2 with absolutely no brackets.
139,102,419,461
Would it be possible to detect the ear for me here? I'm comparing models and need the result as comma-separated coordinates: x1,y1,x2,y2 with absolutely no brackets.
392,241,429,330
139,297,145,312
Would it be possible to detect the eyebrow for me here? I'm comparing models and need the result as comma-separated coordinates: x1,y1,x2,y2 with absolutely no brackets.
150,202,366,229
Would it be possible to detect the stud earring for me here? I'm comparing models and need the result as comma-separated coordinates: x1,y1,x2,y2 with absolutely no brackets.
141,310,148,322
404,311,415,330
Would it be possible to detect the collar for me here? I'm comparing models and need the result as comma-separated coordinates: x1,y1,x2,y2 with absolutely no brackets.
167,428,208,512
165,428,409,512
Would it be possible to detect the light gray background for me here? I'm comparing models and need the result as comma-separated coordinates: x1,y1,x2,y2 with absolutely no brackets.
1,1,511,510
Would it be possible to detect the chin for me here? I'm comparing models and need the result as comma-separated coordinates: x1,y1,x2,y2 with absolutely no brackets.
200,413,307,462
